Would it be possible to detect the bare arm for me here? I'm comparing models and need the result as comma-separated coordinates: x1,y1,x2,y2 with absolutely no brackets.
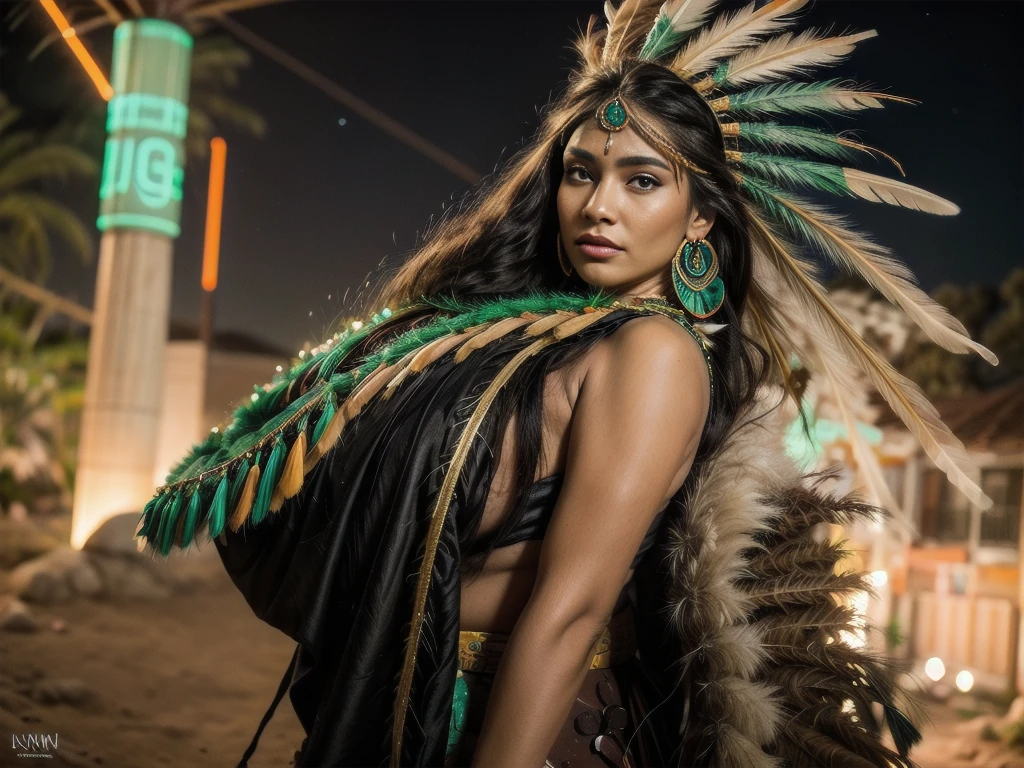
469,315,710,768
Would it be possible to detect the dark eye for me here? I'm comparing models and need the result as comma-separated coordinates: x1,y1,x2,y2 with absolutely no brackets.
565,164,591,182
630,174,660,191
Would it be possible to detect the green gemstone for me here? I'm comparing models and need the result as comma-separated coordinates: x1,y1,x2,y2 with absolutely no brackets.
604,100,626,127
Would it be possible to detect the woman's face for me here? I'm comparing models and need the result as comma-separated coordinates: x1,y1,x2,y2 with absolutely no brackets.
556,117,714,298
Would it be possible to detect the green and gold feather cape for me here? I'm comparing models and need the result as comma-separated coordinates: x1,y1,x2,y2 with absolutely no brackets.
136,290,921,767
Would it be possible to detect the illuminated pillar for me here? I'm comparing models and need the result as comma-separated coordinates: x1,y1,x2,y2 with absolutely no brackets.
71,19,192,548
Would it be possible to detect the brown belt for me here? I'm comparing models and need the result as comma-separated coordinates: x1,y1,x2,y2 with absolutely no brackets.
457,606,637,674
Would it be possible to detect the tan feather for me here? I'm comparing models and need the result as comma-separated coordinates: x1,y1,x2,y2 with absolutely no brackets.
269,487,285,513
453,315,535,363
270,430,307,512
748,216,992,510
342,355,414,419
673,0,809,75
524,310,578,336
410,324,490,372
303,408,347,475
604,0,617,23
765,192,995,363
228,464,260,532
602,0,664,66
382,325,487,399
722,28,877,87
551,307,615,339
842,167,958,214
575,13,608,72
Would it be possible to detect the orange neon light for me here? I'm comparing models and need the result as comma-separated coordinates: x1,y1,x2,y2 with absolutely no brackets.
37,0,114,101
202,137,228,292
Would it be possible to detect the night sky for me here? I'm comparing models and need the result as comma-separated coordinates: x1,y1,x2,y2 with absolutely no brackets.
6,1,1022,352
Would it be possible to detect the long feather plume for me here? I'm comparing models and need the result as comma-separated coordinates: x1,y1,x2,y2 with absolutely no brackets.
738,153,959,214
739,174,997,364
842,167,957,212
728,121,905,174
716,28,877,87
639,0,721,60
672,0,809,75
747,215,993,509
714,79,916,116
602,0,664,66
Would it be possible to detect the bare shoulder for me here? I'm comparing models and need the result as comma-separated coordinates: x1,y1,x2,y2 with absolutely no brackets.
585,313,711,403
564,312,711,488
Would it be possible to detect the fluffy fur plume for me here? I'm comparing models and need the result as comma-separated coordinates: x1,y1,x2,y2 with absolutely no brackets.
665,396,924,766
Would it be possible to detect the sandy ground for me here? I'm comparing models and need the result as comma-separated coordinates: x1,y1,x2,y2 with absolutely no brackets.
1,562,304,768
2,554,1024,768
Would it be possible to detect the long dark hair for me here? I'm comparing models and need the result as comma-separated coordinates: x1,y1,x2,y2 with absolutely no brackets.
369,59,768,575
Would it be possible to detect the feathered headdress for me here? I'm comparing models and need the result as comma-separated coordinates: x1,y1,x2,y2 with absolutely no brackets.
579,0,996,511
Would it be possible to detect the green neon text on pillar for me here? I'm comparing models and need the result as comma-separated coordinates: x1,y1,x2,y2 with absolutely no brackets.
97,19,193,239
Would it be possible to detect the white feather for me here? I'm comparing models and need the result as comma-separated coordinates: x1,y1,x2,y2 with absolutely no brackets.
659,0,721,35
674,0,809,74
749,218,993,511
723,28,877,87
765,192,995,364
842,168,960,215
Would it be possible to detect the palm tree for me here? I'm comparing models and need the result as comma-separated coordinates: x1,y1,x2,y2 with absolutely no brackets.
0,312,88,517
0,92,97,284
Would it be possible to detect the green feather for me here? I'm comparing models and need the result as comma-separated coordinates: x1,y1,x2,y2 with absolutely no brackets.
639,14,688,60
739,152,850,197
159,491,183,556
251,436,286,526
311,392,337,446
739,172,861,269
738,122,858,162
207,473,229,539
726,79,887,117
740,173,817,240
138,495,160,540
228,457,252,511
181,487,202,548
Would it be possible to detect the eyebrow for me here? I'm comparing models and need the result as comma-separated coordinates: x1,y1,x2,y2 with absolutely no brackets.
565,146,672,172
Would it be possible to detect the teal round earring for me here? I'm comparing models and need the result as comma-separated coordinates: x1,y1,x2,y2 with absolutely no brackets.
671,237,725,318
556,233,573,277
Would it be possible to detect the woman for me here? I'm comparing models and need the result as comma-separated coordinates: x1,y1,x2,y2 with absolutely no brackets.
138,2,996,766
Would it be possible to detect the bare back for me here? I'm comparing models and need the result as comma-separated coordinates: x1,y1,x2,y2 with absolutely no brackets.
459,315,705,633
